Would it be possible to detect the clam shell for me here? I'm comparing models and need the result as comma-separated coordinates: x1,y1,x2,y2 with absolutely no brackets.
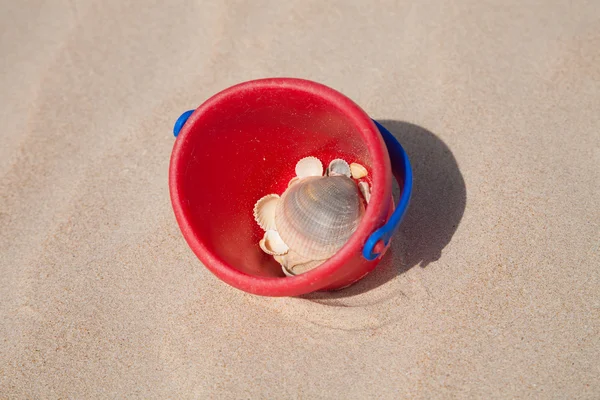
259,230,289,255
275,175,364,259
286,259,325,276
350,163,368,179
358,181,371,204
274,250,326,276
327,159,351,177
295,156,323,178
253,194,280,231
288,177,299,187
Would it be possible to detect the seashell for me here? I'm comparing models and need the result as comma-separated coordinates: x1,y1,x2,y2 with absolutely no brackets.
327,159,351,177
350,163,368,179
286,259,325,276
259,230,289,255
295,156,323,179
282,260,325,276
358,181,371,204
274,250,326,276
253,194,280,231
275,175,364,259
288,177,299,187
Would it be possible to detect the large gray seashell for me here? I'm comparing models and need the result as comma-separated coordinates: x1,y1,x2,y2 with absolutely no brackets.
274,175,364,260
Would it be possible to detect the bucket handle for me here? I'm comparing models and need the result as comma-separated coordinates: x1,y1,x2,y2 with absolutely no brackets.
362,120,413,261
173,112,412,261
173,110,194,137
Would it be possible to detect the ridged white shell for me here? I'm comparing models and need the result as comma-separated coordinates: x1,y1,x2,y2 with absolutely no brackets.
350,163,368,179
295,157,323,178
253,194,280,231
327,159,351,177
259,230,289,255
274,175,364,259
358,181,371,204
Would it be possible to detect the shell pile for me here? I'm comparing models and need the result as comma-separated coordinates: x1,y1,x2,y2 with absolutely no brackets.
253,157,372,276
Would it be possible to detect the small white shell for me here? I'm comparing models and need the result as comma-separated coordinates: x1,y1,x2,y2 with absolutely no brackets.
327,159,351,177
282,260,325,276
288,177,299,187
295,156,323,179
350,163,368,179
274,250,325,276
259,230,289,255
286,259,325,276
253,194,280,231
275,175,364,259
358,181,371,204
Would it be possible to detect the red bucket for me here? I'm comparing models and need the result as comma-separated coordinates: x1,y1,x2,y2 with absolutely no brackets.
169,78,412,296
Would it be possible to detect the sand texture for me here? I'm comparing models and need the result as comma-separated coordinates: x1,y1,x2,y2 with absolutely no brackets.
1,0,599,398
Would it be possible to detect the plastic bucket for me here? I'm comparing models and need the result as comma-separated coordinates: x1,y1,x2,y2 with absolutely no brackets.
169,78,412,296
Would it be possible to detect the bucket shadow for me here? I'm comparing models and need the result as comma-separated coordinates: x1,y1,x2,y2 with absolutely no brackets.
305,120,467,300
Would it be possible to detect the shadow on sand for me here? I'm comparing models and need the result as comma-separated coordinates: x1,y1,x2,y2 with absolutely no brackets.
305,120,467,300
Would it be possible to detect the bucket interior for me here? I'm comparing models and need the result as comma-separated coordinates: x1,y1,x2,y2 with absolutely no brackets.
174,86,375,277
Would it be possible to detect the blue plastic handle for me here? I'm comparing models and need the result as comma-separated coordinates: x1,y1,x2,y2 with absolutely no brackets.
362,120,413,261
173,111,412,261
173,110,194,137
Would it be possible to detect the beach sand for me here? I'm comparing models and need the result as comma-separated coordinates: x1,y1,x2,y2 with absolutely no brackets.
1,1,598,398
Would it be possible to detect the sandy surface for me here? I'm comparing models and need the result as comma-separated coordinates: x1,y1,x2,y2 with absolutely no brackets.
1,0,599,398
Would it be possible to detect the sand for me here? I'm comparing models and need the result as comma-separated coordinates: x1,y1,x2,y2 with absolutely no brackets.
1,0,599,398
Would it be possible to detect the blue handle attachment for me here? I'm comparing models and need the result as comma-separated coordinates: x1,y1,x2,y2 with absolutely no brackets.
173,111,412,261
173,110,195,137
362,120,413,261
